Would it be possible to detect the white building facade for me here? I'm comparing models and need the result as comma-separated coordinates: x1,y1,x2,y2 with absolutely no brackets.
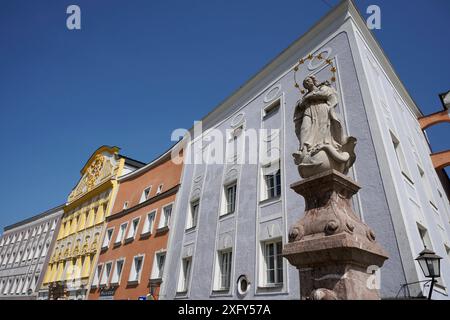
0,205,64,300
161,0,450,300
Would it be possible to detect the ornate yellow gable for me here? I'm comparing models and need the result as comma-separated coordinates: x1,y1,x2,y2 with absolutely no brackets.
68,146,119,203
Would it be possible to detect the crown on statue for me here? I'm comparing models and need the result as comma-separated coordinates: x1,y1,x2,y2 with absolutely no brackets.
293,53,337,94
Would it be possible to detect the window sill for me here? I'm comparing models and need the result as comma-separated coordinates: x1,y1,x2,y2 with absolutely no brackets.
113,241,122,247
149,278,163,285
127,280,139,285
185,226,197,233
175,291,188,298
211,289,231,297
155,226,169,234
124,237,135,244
219,212,234,220
259,196,281,206
140,231,152,238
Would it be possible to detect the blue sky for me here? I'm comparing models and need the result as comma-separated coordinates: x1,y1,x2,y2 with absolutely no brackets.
0,0,449,231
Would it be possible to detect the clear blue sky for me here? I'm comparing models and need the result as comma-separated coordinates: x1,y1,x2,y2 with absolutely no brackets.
0,0,449,231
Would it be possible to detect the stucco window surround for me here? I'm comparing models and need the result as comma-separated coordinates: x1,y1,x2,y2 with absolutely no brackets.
141,210,157,236
390,130,413,184
417,164,438,211
156,184,164,195
125,217,141,242
151,250,167,281
101,227,115,250
176,256,192,295
212,249,233,294
128,254,145,284
99,261,113,287
260,160,282,203
220,181,238,218
140,186,152,203
260,239,284,288
186,199,200,231
115,222,128,246
110,257,125,286
157,203,173,232
262,98,281,119
91,263,103,288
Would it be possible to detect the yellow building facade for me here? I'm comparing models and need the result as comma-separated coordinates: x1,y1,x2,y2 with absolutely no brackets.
40,146,144,300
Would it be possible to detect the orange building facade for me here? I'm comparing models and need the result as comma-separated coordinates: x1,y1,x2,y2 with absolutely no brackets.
87,146,183,300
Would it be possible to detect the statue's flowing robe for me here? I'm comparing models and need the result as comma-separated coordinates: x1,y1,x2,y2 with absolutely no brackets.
294,84,344,151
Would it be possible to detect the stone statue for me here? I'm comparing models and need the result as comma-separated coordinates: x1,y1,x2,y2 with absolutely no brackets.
293,75,356,178
283,74,388,300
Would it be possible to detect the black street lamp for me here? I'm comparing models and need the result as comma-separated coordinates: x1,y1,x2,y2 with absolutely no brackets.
415,248,442,300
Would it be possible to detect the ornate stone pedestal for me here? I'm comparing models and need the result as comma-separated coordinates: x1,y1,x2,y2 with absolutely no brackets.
283,170,388,300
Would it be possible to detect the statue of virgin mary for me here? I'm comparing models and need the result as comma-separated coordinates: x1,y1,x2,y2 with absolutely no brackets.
293,75,356,178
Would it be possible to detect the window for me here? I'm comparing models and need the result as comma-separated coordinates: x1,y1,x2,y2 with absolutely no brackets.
100,262,112,286
263,240,284,286
37,225,42,235
123,201,129,210
31,228,36,237
17,232,23,242
111,259,125,285
128,255,144,283
126,218,140,241
217,250,232,291
16,277,24,295
21,277,30,294
390,131,410,178
418,224,433,249
223,182,237,215
34,244,42,259
102,228,114,249
44,222,49,233
418,165,436,208
91,264,103,288
151,252,166,280
187,200,199,230
156,184,163,195
178,257,192,293
115,223,128,245
263,100,280,118
264,169,281,200
141,211,156,235
41,242,50,257
158,205,172,229
140,187,152,203
51,220,57,231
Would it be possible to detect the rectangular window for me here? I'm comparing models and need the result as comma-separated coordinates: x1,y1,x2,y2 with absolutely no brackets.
142,211,156,235
140,186,152,203
218,250,232,291
115,223,128,245
263,240,283,286
91,264,103,288
418,165,437,208
123,201,129,210
390,131,410,179
152,252,166,280
100,262,112,286
158,205,172,229
111,259,125,285
178,257,192,293
264,169,281,199
187,200,199,229
263,100,280,118
126,218,140,241
224,182,237,215
156,184,163,195
102,228,114,249
128,255,144,283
